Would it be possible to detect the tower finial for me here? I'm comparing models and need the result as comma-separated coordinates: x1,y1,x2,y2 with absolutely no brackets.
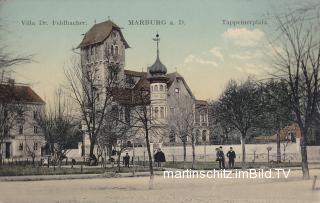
153,32,160,59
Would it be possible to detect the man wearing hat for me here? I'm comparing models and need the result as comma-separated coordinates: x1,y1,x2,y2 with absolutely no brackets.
227,147,236,169
216,146,225,169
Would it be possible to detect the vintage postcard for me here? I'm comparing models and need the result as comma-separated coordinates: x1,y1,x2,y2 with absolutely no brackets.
0,0,320,202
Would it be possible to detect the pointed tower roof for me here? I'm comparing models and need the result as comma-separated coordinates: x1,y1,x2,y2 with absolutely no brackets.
148,33,168,77
77,20,130,48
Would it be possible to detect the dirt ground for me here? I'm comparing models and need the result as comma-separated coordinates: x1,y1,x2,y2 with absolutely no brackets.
0,169,319,203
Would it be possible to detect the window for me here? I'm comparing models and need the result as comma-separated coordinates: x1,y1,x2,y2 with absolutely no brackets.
19,143,23,151
170,107,175,119
154,85,158,91
154,107,159,119
175,88,180,98
160,85,164,91
19,125,23,135
160,107,164,118
203,114,207,122
33,111,37,119
110,45,114,55
34,143,38,151
115,45,119,55
119,108,124,121
34,126,38,134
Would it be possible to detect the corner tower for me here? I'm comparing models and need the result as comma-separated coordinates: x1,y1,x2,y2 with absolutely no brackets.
148,33,169,129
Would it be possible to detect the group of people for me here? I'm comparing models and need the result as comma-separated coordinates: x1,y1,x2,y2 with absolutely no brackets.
216,146,236,169
122,148,166,168
123,146,236,169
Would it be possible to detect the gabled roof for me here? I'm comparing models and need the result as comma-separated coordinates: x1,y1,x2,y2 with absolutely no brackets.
0,84,45,104
77,20,130,48
167,72,195,99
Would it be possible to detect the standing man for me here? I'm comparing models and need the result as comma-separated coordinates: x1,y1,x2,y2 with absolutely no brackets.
154,148,166,167
227,147,236,169
124,152,130,168
216,146,225,169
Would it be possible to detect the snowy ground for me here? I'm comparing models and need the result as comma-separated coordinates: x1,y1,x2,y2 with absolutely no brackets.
0,169,319,203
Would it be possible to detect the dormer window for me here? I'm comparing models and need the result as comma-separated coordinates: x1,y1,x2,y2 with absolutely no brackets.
154,85,158,91
175,88,180,98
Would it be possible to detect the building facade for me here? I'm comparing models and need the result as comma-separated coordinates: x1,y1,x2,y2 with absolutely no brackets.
0,82,45,160
78,20,209,152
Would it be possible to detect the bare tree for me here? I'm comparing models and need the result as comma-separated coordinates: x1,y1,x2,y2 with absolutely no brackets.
213,79,263,168
169,98,194,165
259,79,293,163
64,58,121,157
36,88,82,165
128,87,167,189
270,13,320,179
97,104,137,172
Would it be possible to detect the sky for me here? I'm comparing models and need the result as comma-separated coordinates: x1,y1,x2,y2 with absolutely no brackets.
0,0,316,104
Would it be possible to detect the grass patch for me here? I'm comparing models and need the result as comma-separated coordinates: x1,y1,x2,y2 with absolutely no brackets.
0,165,154,176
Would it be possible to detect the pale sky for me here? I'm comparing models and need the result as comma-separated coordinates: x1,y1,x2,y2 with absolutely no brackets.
0,0,315,103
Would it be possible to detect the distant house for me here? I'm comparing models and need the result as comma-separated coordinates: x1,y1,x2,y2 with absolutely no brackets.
0,82,45,160
255,123,300,143
254,123,320,145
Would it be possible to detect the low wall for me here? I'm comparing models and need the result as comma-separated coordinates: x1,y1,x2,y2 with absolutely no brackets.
66,143,320,163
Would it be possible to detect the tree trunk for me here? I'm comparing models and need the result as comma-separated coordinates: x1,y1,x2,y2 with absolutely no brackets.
276,132,281,163
191,135,196,169
241,135,246,169
117,151,121,172
300,135,309,179
183,141,186,162
89,138,95,156
145,129,154,190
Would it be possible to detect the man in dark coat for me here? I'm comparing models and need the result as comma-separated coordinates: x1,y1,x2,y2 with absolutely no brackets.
154,148,166,167
123,153,130,168
216,146,225,169
227,147,236,169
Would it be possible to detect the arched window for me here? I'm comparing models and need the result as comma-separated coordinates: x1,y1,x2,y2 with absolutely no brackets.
154,85,158,91
160,85,163,91
202,130,207,142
